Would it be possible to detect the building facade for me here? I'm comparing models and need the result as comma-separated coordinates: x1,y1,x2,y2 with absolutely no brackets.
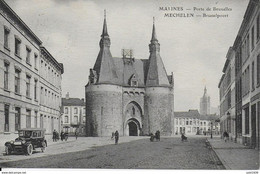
61,93,86,135
219,47,236,140
0,0,63,136
220,0,260,149
85,16,174,137
200,87,210,115
174,110,220,136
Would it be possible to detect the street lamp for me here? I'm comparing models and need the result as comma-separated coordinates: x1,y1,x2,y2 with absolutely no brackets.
210,121,213,139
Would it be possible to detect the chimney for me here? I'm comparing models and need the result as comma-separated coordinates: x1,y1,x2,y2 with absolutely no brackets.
66,92,69,99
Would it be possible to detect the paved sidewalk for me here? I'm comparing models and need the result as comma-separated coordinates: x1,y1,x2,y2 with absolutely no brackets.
0,135,147,163
207,137,260,170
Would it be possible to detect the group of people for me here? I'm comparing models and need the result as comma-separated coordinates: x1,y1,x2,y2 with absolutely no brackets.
52,129,69,142
111,130,119,144
150,130,160,142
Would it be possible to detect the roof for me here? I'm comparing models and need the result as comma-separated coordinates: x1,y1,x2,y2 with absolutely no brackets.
92,17,172,87
174,110,201,119
18,128,46,131
62,98,85,106
40,46,64,74
200,114,220,121
145,22,170,87
174,110,220,121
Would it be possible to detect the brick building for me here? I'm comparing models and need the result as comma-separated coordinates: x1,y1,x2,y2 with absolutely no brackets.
85,15,174,137
0,0,64,136
219,47,236,140
219,0,260,149
61,93,86,135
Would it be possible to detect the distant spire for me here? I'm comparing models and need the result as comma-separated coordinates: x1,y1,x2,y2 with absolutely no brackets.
101,9,108,37
204,86,207,95
151,17,158,42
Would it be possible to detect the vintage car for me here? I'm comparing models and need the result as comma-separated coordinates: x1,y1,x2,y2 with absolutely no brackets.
4,128,47,156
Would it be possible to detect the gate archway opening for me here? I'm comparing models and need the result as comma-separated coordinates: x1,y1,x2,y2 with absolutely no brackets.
126,118,141,136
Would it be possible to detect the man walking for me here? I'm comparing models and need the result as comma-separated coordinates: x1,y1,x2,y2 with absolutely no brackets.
75,129,78,140
115,130,119,144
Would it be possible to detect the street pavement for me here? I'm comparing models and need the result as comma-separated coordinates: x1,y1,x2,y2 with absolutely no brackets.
0,137,224,169
207,137,260,170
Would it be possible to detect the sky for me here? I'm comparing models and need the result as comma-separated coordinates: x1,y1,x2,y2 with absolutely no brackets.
6,0,249,112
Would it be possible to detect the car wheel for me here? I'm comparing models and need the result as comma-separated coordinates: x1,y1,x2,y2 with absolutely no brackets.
41,142,46,152
26,144,33,156
5,146,10,155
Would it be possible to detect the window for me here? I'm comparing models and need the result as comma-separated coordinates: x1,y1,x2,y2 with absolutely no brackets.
26,47,31,64
246,34,250,57
34,79,37,100
15,107,21,131
176,119,178,125
4,104,9,132
251,26,255,50
74,107,78,114
64,116,69,123
83,116,86,123
65,107,68,114
34,54,38,69
35,111,37,128
4,62,9,90
15,37,21,56
26,75,31,98
186,121,189,125
4,27,10,49
252,61,255,90
257,14,260,40
15,69,20,94
74,116,78,124
257,55,260,85
40,114,43,128
245,107,249,134
190,121,192,125
26,110,31,128
83,108,85,115
204,122,206,126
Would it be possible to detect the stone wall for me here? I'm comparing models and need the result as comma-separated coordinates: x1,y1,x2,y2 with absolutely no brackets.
86,84,123,137
145,87,174,136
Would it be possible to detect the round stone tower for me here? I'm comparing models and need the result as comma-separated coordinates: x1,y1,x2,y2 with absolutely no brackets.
86,84,122,137
85,11,123,137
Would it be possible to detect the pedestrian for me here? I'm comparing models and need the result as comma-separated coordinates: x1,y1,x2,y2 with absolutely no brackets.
52,130,56,142
223,131,229,142
115,130,119,144
75,129,78,140
61,131,64,141
157,130,160,141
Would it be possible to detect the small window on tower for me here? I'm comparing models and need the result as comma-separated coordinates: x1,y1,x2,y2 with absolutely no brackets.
130,74,138,86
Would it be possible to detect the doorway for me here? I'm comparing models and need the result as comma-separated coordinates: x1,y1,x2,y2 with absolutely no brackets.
128,121,138,136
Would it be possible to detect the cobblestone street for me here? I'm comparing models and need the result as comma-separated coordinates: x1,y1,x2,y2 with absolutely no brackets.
0,137,224,169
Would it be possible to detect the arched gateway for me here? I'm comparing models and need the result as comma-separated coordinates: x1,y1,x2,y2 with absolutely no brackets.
124,101,142,136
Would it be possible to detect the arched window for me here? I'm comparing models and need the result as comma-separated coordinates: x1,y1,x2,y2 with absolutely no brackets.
64,107,68,114
74,107,78,114
74,116,78,124
64,115,68,123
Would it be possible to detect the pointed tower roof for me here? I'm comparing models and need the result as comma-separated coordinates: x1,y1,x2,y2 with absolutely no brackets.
151,17,158,41
93,10,120,85
204,86,207,94
101,10,108,37
146,18,170,87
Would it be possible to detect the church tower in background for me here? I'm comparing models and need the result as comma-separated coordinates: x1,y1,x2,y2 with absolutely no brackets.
200,86,210,115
